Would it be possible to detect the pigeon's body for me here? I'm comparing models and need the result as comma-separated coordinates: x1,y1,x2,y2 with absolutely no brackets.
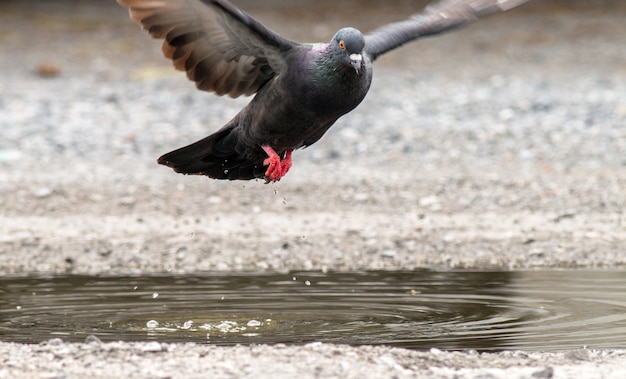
117,0,528,182
242,42,372,156
159,37,373,180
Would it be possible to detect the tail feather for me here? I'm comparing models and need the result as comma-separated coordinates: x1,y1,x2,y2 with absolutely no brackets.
157,127,265,180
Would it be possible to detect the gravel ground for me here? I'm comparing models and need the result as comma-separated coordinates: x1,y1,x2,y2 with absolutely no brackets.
1,340,626,379
1,0,625,377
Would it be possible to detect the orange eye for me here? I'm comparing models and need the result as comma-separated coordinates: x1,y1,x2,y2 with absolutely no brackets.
339,40,345,49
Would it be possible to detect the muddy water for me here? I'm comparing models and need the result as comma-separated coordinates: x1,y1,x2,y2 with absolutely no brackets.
1,270,625,351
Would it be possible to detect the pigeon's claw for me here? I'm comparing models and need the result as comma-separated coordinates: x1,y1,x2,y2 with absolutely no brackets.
261,145,293,182
280,150,293,176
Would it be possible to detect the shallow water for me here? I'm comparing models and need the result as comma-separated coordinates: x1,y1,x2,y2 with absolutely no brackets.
1,270,625,351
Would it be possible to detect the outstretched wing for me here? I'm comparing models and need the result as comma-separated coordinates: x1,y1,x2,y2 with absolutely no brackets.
364,0,529,61
118,0,298,97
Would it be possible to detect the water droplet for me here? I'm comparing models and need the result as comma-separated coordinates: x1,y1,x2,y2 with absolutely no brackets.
152,292,159,299
215,321,240,333
292,276,297,281
247,319,261,327
181,320,193,330
146,320,159,328
16,305,22,310
305,280,311,286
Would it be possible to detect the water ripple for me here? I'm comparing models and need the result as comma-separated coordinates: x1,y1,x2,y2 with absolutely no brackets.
1,270,625,351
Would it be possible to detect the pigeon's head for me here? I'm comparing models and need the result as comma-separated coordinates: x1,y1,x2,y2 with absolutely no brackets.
331,27,365,75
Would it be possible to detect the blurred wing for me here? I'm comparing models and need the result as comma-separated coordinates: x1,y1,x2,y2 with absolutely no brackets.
118,0,298,97
364,0,529,61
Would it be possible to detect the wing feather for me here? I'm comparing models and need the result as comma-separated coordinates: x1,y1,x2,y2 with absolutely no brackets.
364,0,529,61
118,0,297,97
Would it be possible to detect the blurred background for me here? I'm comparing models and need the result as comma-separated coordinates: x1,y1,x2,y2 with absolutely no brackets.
1,0,624,77
0,0,624,275
1,0,625,201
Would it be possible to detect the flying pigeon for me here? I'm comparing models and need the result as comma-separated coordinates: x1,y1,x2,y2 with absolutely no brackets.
118,0,529,182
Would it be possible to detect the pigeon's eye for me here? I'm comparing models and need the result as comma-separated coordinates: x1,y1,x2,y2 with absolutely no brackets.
339,40,345,49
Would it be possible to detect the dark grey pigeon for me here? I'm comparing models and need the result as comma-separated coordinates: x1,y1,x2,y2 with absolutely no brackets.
118,0,529,182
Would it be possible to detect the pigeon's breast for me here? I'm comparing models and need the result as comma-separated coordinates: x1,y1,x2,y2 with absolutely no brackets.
298,58,373,118
238,55,373,153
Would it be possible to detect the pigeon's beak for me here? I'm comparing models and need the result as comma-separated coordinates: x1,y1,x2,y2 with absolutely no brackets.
350,53,363,74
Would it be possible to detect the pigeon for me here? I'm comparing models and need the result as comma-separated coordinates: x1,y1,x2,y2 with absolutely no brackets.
118,0,529,182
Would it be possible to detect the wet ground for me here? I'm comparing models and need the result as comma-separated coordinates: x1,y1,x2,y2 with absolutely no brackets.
1,0,626,378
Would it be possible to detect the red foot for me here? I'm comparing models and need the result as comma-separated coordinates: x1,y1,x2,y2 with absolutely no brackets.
280,150,293,175
261,145,293,182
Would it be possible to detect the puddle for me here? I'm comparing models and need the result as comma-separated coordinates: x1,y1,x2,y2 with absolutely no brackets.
1,270,625,351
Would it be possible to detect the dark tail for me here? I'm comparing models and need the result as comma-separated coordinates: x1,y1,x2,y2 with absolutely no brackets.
157,127,266,180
